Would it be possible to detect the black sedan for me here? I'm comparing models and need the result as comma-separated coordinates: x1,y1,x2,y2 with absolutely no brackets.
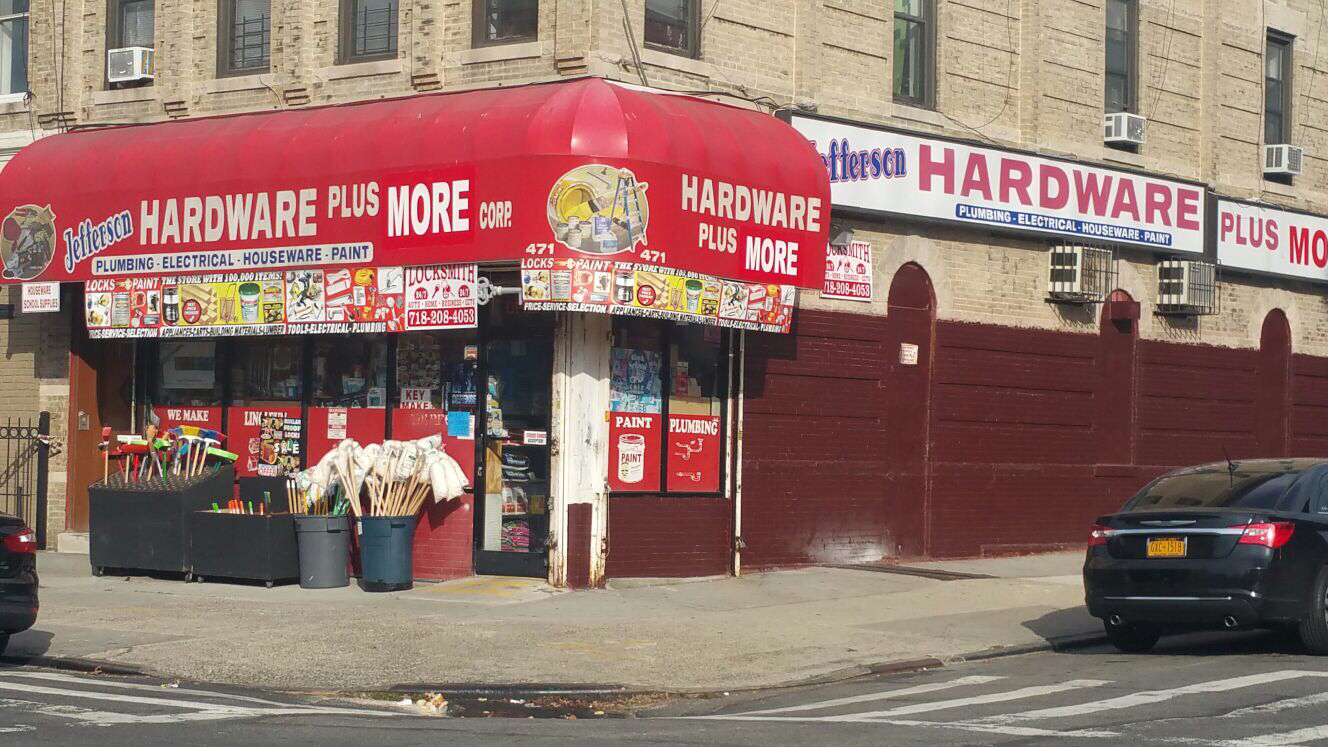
0,511,37,657
1085,458,1328,653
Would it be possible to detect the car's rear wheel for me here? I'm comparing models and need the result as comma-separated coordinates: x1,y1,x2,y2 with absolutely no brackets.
1104,620,1160,653
1298,566,1328,655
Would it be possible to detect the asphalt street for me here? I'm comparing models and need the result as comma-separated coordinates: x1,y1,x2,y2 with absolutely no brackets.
5,629,1328,745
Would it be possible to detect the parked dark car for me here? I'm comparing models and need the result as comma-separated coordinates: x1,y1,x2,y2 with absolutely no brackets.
1084,458,1328,653
0,511,37,657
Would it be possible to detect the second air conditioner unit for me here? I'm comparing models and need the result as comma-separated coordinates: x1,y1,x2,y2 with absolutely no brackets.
1156,259,1218,316
107,47,155,84
1047,245,1114,303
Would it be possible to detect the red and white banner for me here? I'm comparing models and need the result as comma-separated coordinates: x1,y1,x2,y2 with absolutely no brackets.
1217,199,1328,281
85,263,477,338
790,115,1206,255
0,80,829,289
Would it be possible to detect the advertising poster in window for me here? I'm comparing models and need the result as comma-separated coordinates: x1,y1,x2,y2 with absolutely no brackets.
522,258,795,334
666,415,722,492
610,348,663,413
608,412,662,492
229,406,303,477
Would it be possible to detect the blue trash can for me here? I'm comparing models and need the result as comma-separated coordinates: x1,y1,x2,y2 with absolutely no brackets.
357,515,417,592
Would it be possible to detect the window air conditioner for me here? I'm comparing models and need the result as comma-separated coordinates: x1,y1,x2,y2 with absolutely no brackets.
1264,144,1304,176
107,47,155,83
1104,112,1146,146
1156,260,1218,316
1047,245,1113,303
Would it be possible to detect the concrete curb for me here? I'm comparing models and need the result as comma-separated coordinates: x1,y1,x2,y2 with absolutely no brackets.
0,654,153,678
3,632,1111,703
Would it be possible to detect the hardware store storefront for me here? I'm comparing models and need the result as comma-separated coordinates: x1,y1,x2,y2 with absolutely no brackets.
0,78,829,586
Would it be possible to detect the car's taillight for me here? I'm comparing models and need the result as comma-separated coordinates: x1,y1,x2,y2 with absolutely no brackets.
2,528,36,554
1235,521,1295,549
1089,524,1114,547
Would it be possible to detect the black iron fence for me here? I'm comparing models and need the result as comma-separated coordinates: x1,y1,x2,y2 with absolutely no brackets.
0,413,49,548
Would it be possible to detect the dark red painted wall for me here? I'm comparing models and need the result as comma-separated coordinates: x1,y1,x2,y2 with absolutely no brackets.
737,283,1313,565
739,310,891,569
566,503,593,588
606,496,730,577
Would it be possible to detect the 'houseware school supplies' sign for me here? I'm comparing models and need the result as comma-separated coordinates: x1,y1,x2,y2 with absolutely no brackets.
789,114,1206,255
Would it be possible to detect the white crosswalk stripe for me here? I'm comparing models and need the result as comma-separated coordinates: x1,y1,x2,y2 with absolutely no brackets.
824,679,1111,721
978,670,1328,725
737,675,1006,715
684,668,1328,745
0,670,404,729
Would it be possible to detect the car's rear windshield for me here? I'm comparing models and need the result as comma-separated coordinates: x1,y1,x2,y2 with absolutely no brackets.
1124,469,1302,512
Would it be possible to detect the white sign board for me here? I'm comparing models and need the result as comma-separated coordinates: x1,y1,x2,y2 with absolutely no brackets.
899,343,919,366
790,115,1206,255
1216,199,1328,281
21,282,59,313
823,240,873,301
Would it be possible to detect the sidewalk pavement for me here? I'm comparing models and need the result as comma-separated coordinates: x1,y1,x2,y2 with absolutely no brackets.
4,550,1099,693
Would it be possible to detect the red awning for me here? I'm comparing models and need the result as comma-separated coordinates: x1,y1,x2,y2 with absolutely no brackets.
0,78,829,288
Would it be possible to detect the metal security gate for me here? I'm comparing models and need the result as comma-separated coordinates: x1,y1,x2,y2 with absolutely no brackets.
0,412,50,548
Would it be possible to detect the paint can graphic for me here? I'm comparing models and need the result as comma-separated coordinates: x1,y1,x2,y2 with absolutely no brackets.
617,433,645,484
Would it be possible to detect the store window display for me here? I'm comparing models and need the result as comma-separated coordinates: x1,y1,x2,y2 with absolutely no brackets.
312,335,387,408
154,340,220,406
229,338,303,477
151,339,225,434
608,318,728,493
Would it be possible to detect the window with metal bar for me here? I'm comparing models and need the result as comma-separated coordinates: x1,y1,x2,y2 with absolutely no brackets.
472,0,537,47
218,0,270,76
341,0,398,62
893,0,934,108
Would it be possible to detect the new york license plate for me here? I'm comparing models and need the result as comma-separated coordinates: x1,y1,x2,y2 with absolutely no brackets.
1147,537,1187,558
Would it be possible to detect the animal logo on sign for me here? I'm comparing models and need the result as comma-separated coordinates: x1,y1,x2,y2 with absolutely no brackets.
0,204,56,280
548,164,650,256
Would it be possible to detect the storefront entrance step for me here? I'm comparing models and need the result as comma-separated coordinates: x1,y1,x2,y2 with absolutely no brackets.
402,575,562,605
55,532,88,554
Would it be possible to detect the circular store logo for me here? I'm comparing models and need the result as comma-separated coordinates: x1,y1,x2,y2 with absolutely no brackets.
547,165,650,255
0,204,56,280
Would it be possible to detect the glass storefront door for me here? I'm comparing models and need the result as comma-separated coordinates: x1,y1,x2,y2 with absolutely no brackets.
473,297,554,578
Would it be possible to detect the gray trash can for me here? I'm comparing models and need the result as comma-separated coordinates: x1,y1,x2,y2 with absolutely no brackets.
357,515,417,592
293,515,351,589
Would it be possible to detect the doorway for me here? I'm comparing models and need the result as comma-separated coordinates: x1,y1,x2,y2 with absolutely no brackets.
473,297,555,577
67,313,135,532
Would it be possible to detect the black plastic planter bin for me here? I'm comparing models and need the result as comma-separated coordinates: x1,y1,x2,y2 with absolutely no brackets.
293,514,351,589
358,516,418,592
189,511,300,587
88,466,235,576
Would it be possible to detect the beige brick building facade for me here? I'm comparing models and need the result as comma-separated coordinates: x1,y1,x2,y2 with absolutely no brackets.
1,0,1325,545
